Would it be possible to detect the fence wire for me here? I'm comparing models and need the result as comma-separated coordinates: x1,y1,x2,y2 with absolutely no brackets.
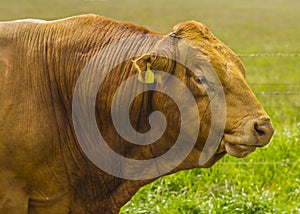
238,53,300,96
250,83,300,85
218,161,298,165
254,91,300,95
238,53,300,57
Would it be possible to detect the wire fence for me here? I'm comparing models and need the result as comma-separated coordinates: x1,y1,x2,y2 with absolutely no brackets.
254,91,300,95
238,53,300,96
237,53,300,57
218,161,298,165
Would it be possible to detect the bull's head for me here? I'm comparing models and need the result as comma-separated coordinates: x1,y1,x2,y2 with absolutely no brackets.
133,21,274,169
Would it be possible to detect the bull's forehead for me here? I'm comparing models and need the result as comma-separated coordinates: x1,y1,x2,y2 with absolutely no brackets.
172,21,246,79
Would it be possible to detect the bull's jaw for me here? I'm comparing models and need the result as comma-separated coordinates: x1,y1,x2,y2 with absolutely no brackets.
196,142,227,168
198,150,227,168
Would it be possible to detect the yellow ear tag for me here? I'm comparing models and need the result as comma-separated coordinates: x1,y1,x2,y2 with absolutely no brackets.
145,62,154,83
136,61,154,84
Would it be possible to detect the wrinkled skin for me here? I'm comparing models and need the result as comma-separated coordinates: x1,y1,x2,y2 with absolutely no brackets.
0,15,273,213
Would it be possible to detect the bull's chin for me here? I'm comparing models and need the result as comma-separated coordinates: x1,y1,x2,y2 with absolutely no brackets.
224,142,256,158
222,134,258,158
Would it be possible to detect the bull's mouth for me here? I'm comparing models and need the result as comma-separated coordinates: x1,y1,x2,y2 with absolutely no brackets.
218,134,262,158
224,142,256,158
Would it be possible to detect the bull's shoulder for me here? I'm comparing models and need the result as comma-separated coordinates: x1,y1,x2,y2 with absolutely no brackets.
51,14,153,35
0,14,97,34
0,15,96,49
0,22,15,68
0,19,43,46
0,14,154,43
0,22,15,44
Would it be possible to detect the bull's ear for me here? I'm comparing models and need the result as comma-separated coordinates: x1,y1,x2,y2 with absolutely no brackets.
132,53,156,84
133,35,179,84
171,21,211,40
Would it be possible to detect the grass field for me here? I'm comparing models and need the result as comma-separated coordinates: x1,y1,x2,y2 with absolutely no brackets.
1,0,299,213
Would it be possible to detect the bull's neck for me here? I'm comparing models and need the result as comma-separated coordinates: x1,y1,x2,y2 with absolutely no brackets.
41,23,161,212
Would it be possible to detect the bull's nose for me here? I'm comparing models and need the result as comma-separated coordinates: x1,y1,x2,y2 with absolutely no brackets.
253,117,274,146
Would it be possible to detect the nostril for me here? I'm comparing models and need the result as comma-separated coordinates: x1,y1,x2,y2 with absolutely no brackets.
254,123,266,136
252,119,274,146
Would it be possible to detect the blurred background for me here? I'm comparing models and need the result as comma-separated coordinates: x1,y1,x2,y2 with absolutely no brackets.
1,0,299,213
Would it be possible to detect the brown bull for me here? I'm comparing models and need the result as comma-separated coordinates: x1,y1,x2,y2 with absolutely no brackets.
0,14,273,213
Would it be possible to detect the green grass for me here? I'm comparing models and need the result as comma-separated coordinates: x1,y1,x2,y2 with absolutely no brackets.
121,120,300,213
1,0,299,213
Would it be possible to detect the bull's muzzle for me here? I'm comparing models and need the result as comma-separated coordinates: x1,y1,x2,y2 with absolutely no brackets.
219,116,274,158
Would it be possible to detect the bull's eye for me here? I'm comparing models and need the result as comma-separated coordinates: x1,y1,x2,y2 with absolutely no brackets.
195,76,214,93
196,76,208,85
196,76,211,87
